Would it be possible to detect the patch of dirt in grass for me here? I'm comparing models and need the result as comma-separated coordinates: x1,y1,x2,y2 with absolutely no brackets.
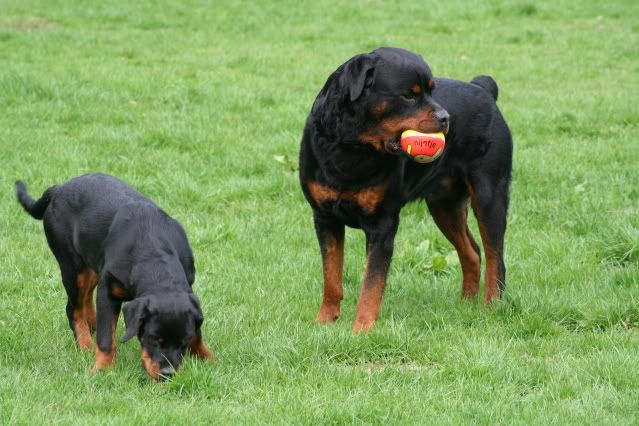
336,359,438,373
1,16,58,32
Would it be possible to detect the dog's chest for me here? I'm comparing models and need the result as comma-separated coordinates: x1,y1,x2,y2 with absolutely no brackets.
306,181,389,217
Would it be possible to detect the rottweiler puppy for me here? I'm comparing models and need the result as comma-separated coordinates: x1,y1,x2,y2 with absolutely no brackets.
16,173,213,380
299,47,513,332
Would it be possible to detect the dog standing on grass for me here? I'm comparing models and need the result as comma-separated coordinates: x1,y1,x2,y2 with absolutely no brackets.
16,173,213,380
299,47,513,332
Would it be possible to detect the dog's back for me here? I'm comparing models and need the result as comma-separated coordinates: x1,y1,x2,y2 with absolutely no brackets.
16,173,193,281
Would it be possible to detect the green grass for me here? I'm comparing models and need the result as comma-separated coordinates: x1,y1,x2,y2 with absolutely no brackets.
1,0,638,423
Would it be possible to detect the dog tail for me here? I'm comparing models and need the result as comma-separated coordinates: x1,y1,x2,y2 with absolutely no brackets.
470,75,499,101
16,180,54,220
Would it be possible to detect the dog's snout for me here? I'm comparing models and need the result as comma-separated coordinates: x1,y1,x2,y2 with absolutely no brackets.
159,366,175,379
433,109,450,127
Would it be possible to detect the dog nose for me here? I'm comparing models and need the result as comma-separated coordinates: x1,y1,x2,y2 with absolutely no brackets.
159,367,175,379
433,109,450,128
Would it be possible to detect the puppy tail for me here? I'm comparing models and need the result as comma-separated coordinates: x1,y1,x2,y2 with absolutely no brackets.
470,75,499,101
15,180,53,220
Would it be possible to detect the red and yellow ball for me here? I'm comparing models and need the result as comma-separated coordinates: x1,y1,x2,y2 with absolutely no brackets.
400,130,446,163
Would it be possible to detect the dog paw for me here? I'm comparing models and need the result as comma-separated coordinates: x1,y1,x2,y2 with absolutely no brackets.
90,362,112,374
315,304,340,323
352,317,376,333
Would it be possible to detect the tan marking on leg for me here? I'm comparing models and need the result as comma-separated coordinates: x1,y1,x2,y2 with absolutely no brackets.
353,275,385,332
84,292,97,332
460,227,482,298
92,316,117,372
478,221,501,303
316,232,344,323
83,269,98,331
73,310,93,350
428,200,481,298
93,348,115,371
467,180,503,303
353,253,388,332
75,267,99,348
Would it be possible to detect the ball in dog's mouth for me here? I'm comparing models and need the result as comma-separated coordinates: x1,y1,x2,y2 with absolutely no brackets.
399,130,446,163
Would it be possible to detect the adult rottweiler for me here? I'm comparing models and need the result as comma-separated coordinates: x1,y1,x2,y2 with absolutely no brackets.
299,47,512,332
16,173,213,380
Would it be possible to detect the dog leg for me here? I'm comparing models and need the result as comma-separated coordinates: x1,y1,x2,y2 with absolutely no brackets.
427,196,481,298
468,176,509,303
79,268,99,332
66,299,93,350
58,264,93,350
353,220,398,332
92,283,121,372
313,217,345,324
76,267,99,340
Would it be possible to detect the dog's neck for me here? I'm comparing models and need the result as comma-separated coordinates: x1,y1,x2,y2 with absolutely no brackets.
306,125,398,188
323,148,391,188
130,257,190,295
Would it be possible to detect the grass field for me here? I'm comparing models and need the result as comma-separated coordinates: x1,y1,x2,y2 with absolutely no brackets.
1,0,638,423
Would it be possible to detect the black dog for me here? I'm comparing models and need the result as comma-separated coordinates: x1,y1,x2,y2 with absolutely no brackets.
299,47,512,332
16,173,213,380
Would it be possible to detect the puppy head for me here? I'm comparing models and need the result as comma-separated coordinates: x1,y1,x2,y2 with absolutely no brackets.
121,293,203,381
321,47,449,154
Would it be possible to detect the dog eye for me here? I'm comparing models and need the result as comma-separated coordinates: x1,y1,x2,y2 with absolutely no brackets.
401,93,417,101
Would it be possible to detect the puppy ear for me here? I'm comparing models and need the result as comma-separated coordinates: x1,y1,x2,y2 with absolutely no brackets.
121,297,149,343
343,54,375,102
189,293,204,330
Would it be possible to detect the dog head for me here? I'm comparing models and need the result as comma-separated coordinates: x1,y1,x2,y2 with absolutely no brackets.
121,292,204,381
314,47,449,154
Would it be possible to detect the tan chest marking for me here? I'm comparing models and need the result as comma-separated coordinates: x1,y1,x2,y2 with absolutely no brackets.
307,181,388,214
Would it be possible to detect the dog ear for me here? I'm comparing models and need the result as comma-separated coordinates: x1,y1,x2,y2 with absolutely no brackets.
121,297,149,343
343,54,375,102
189,293,204,330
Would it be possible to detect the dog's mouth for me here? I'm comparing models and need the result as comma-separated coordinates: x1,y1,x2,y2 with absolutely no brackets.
419,120,449,135
384,136,402,154
383,124,448,157
381,117,449,156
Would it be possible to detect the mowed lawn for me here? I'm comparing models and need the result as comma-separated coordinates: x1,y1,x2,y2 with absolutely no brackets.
1,0,638,423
